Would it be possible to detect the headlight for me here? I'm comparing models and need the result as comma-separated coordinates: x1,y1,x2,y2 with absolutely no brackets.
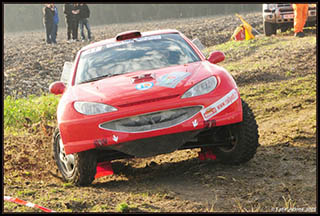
181,76,217,98
74,102,117,115
268,4,277,10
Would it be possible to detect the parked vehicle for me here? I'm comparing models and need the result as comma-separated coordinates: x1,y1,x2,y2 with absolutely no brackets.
262,3,317,36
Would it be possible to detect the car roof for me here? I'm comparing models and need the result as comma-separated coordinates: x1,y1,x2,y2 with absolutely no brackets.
80,29,181,51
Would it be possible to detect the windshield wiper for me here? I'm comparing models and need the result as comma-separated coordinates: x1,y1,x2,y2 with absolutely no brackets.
80,73,123,84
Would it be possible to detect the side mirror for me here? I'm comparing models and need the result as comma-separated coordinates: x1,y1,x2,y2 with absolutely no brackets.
49,81,66,95
207,51,225,64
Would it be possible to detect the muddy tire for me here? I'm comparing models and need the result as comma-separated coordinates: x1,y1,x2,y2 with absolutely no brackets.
264,21,277,36
211,99,259,165
52,128,97,186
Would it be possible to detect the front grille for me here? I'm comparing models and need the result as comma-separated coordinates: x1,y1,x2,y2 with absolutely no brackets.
100,106,202,133
279,8,293,13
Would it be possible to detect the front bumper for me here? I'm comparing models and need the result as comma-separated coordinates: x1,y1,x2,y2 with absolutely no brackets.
59,88,243,155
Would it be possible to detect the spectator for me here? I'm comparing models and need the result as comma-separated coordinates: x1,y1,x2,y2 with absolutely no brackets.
71,3,81,41
292,4,309,37
63,3,73,42
51,4,59,44
79,3,92,42
43,4,55,44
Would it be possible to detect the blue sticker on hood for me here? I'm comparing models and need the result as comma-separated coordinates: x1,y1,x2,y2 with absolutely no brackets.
136,82,154,90
156,71,191,88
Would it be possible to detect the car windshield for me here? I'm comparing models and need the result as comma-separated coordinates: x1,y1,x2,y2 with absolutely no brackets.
75,33,201,84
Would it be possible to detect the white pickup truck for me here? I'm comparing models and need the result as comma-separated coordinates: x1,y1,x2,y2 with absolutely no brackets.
262,4,317,36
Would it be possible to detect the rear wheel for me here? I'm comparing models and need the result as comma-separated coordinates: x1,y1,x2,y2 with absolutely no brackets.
52,128,97,186
264,21,277,36
211,99,259,165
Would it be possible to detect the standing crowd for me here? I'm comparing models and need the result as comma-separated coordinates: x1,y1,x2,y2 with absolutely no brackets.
43,3,92,44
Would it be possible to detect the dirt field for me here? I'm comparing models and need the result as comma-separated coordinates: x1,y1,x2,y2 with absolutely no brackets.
3,12,317,213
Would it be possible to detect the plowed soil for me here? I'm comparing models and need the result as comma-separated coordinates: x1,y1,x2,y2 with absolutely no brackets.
3,12,317,213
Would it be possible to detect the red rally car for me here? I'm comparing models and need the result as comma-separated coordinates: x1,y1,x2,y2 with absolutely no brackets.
49,29,259,186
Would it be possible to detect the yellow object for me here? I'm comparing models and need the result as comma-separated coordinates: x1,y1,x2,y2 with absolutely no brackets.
236,13,255,40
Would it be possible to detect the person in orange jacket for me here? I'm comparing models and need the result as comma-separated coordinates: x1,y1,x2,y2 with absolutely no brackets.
292,4,309,37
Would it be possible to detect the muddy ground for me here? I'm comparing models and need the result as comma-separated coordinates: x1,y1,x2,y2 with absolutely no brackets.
3,12,317,213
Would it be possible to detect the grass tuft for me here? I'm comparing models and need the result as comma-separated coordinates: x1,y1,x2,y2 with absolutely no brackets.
4,94,60,130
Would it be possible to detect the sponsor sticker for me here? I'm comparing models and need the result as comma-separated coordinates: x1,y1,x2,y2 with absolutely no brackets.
204,119,216,128
156,71,191,88
134,35,162,42
201,89,238,120
94,138,108,148
136,82,154,90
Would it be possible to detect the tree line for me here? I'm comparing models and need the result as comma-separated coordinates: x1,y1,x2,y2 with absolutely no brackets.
4,3,262,32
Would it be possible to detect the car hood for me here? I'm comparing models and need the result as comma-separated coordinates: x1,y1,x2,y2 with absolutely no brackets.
71,61,218,107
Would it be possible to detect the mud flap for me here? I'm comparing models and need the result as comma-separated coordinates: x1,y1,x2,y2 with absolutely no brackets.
95,161,113,179
198,149,217,161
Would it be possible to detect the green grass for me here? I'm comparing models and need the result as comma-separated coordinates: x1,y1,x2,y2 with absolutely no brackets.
4,94,60,130
205,36,280,54
240,74,316,104
205,35,316,75
116,202,130,212
208,34,315,56
91,204,110,212
17,189,37,197
62,182,74,188
239,73,316,122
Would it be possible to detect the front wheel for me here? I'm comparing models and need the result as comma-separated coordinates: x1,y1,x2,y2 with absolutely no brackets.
211,99,259,165
264,21,277,36
52,128,97,186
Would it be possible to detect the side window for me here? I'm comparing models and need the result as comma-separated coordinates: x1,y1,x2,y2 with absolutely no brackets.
61,62,73,84
191,38,205,51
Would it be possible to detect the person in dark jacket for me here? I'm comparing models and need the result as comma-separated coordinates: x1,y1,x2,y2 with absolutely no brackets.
43,4,55,44
51,4,59,44
63,3,73,42
71,3,81,41
79,3,92,41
